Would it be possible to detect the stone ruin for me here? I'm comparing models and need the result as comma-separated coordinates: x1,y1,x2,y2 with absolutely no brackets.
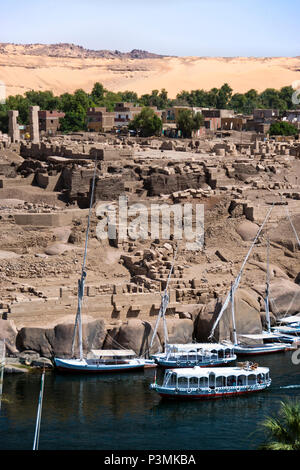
1,130,300,361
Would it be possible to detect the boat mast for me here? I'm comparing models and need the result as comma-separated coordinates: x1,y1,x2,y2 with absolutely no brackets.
265,237,271,333
149,244,178,350
209,204,274,341
33,369,45,451
230,284,238,345
71,156,98,360
0,339,5,412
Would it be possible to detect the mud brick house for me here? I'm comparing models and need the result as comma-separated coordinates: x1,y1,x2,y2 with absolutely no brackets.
201,109,233,132
245,109,279,134
86,107,115,132
221,116,247,131
283,110,300,129
253,109,279,121
38,110,65,135
114,102,143,127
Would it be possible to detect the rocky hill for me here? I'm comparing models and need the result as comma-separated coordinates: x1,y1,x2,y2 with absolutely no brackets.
0,43,300,98
0,43,167,59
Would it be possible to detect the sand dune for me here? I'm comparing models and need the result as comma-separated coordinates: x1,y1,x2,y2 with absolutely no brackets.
0,44,299,98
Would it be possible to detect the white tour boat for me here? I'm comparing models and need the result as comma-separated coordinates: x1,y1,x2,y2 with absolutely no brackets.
150,363,271,399
148,247,236,368
54,157,155,373
151,342,236,368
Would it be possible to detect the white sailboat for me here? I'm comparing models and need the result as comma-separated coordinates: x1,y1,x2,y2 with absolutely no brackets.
54,158,153,373
149,247,237,368
210,205,290,356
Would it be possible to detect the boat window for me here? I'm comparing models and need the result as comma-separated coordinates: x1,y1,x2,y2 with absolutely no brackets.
189,377,199,387
227,375,237,386
248,374,257,385
165,372,177,386
216,376,225,387
257,373,264,384
237,374,246,386
178,377,188,388
199,377,208,387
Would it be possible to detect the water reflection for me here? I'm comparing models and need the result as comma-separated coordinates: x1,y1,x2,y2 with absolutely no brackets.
0,351,299,450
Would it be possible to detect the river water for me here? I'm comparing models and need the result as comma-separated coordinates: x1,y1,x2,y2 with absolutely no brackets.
0,351,300,451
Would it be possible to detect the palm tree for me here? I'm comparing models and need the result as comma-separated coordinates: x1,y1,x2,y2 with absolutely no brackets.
259,400,300,450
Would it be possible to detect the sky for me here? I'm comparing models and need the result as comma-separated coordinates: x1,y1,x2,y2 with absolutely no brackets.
0,0,299,57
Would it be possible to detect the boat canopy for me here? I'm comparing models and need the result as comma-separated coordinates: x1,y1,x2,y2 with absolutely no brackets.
238,332,285,340
168,366,269,379
90,349,136,357
166,343,233,352
278,315,300,324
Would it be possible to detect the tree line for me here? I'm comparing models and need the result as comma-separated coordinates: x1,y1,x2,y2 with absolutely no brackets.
0,82,298,136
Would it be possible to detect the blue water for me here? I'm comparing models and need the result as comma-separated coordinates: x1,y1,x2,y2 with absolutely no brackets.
0,351,300,450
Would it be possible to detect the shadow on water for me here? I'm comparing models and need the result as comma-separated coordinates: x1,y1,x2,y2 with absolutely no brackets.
0,351,299,450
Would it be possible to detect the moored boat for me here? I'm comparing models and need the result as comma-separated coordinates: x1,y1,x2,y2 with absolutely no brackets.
53,157,155,373
149,247,236,368
151,342,236,368
209,221,291,356
150,363,271,399
54,350,150,373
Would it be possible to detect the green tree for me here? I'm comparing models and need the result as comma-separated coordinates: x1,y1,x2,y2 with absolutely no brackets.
25,90,60,110
91,82,105,103
259,401,300,450
269,121,298,136
0,103,8,133
176,109,204,138
129,107,162,137
119,90,138,103
140,89,170,109
216,83,233,108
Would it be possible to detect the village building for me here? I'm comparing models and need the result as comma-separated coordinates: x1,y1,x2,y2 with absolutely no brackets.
86,107,115,132
221,116,247,131
282,110,300,129
114,102,143,127
38,110,65,135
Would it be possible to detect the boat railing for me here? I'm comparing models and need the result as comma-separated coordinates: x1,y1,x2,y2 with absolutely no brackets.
159,380,270,393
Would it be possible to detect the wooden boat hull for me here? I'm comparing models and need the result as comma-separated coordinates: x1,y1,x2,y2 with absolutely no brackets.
234,345,287,355
54,358,148,373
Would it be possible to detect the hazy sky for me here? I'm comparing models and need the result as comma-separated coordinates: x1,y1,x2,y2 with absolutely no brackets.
1,0,299,56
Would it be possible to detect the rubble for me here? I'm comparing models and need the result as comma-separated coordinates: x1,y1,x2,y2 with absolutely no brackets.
0,131,300,356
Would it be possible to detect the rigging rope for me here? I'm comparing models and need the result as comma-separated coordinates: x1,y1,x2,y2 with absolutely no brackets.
149,243,178,350
208,204,275,341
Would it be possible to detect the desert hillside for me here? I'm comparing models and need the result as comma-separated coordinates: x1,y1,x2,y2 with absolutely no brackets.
0,43,300,98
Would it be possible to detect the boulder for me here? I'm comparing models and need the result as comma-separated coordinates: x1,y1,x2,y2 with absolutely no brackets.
158,318,194,346
0,319,19,356
104,317,194,355
44,243,72,256
248,261,289,280
195,288,262,342
105,319,161,356
16,317,107,359
236,220,259,241
252,279,300,318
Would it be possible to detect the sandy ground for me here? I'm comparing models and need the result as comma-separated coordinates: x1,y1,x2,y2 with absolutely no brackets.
0,48,299,97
